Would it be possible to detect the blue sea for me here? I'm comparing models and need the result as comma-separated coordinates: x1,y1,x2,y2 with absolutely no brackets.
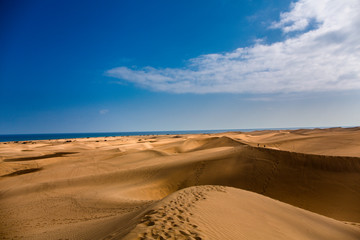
0,126,339,142
0,128,295,142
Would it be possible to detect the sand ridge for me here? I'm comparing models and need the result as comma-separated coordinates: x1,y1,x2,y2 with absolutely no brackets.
120,185,360,240
1,127,360,239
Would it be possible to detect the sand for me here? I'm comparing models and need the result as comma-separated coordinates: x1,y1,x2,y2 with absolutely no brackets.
0,127,360,239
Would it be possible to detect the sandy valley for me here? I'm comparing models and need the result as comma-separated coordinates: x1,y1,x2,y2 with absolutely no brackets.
1,127,360,239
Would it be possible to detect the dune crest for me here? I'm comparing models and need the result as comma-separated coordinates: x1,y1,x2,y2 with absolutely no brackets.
1,128,360,239
119,186,360,240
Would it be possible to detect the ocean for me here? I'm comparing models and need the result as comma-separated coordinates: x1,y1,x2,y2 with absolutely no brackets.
0,126,333,142
0,128,287,142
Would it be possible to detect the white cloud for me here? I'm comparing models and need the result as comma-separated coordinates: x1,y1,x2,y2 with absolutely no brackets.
99,109,109,115
107,0,360,94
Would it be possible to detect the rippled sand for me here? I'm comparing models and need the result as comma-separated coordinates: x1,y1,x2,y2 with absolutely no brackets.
1,127,360,239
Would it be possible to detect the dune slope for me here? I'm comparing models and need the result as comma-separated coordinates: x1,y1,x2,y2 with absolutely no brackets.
1,128,360,239
120,186,360,240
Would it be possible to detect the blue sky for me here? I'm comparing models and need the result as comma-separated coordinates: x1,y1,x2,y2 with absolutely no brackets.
1,0,359,134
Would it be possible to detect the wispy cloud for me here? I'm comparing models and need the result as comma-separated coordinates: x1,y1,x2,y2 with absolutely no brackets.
107,0,360,94
99,109,109,115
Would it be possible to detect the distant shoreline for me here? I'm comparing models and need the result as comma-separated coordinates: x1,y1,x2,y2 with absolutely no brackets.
1,127,360,239
0,126,355,142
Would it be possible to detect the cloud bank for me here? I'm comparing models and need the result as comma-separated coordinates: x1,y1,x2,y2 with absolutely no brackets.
107,0,360,94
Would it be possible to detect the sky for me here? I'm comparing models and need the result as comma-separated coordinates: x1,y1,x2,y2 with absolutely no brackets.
1,0,359,134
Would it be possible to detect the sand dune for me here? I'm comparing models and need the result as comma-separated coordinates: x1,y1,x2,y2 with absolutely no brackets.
1,127,360,239
121,186,360,240
232,127,360,157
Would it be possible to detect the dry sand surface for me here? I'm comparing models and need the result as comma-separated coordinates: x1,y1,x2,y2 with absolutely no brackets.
1,127,360,239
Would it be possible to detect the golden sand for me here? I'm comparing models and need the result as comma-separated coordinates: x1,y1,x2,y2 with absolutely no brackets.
1,127,360,239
